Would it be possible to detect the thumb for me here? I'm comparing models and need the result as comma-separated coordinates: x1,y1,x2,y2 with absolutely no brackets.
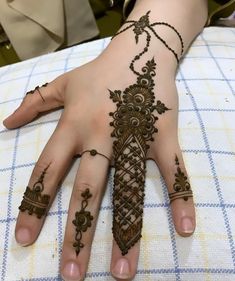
3,74,67,129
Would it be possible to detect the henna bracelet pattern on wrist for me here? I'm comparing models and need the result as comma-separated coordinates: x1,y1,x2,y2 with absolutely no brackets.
19,165,50,219
72,188,93,256
113,11,184,65
109,11,185,255
26,82,48,102
168,155,193,203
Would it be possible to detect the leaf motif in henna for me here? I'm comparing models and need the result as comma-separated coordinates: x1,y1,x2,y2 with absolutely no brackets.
169,155,193,203
155,100,170,114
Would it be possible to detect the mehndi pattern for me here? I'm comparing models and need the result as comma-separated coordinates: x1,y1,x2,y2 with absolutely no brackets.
110,10,184,255
26,82,48,102
72,188,94,256
168,155,193,203
19,165,50,219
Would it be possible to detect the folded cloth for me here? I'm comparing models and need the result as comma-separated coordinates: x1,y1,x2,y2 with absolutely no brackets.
0,27,234,280
0,0,99,60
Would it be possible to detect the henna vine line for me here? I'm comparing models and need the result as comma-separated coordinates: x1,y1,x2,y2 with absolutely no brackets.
26,83,48,102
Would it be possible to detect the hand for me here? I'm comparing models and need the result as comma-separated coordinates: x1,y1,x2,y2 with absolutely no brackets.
3,1,208,280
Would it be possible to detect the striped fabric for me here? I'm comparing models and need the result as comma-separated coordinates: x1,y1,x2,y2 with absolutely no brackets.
0,27,234,280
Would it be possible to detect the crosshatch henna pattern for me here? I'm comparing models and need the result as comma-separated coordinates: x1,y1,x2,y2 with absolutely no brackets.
168,155,193,203
72,188,94,256
109,11,185,255
19,165,50,219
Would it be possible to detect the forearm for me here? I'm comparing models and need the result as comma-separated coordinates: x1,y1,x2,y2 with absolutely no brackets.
133,0,208,52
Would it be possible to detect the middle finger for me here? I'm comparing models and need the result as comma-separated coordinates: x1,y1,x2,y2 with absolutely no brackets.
61,140,111,281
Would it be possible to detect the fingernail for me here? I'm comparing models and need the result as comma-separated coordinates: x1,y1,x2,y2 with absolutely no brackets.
112,258,130,279
15,227,31,245
181,217,194,233
62,262,80,281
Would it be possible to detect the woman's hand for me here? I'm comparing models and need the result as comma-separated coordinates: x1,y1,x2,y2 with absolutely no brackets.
3,0,208,280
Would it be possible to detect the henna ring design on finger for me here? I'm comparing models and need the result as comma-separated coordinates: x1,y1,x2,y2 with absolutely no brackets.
81,149,111,163
168,155,193,203
73,188,94,256
26,82,48,102
109,11,184,255
19,165,51,219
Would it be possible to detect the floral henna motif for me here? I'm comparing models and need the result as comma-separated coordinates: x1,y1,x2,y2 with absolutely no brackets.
110,11,184,255
19,165,50,219
72,188,93,256
168,155,193,203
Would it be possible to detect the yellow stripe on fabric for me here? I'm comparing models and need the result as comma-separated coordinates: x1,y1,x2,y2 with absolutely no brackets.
220,111,235,152
29,243,36,279
141,230,151,281
196,210,211,281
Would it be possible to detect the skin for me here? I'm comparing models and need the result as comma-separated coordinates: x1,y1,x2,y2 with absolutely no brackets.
3,0,208,280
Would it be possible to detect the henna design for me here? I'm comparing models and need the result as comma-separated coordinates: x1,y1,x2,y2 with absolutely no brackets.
19,165,50,218
113,11,184,66
110,11,183,255
72,188,93,256
110,59,169,255
81,149,110,162
26,82,48,102
168,155,193,203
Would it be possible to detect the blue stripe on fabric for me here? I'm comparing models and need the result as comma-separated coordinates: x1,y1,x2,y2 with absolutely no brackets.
0,97,23,105
0,148,234,174
0,218,16,224
201,33,235,98
0,65,12,82
0,162,35,172
179,67,235,268
0,129,20,281
178,78,235,82
0,75,234,91
137,267,235,274
183,149,235,156
179,109,235,113
16,267,235,281
2,202,235,225
0,119,59,135
186,56,235,60
192,43,235,49
56,189,63,279
160,176,181,281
